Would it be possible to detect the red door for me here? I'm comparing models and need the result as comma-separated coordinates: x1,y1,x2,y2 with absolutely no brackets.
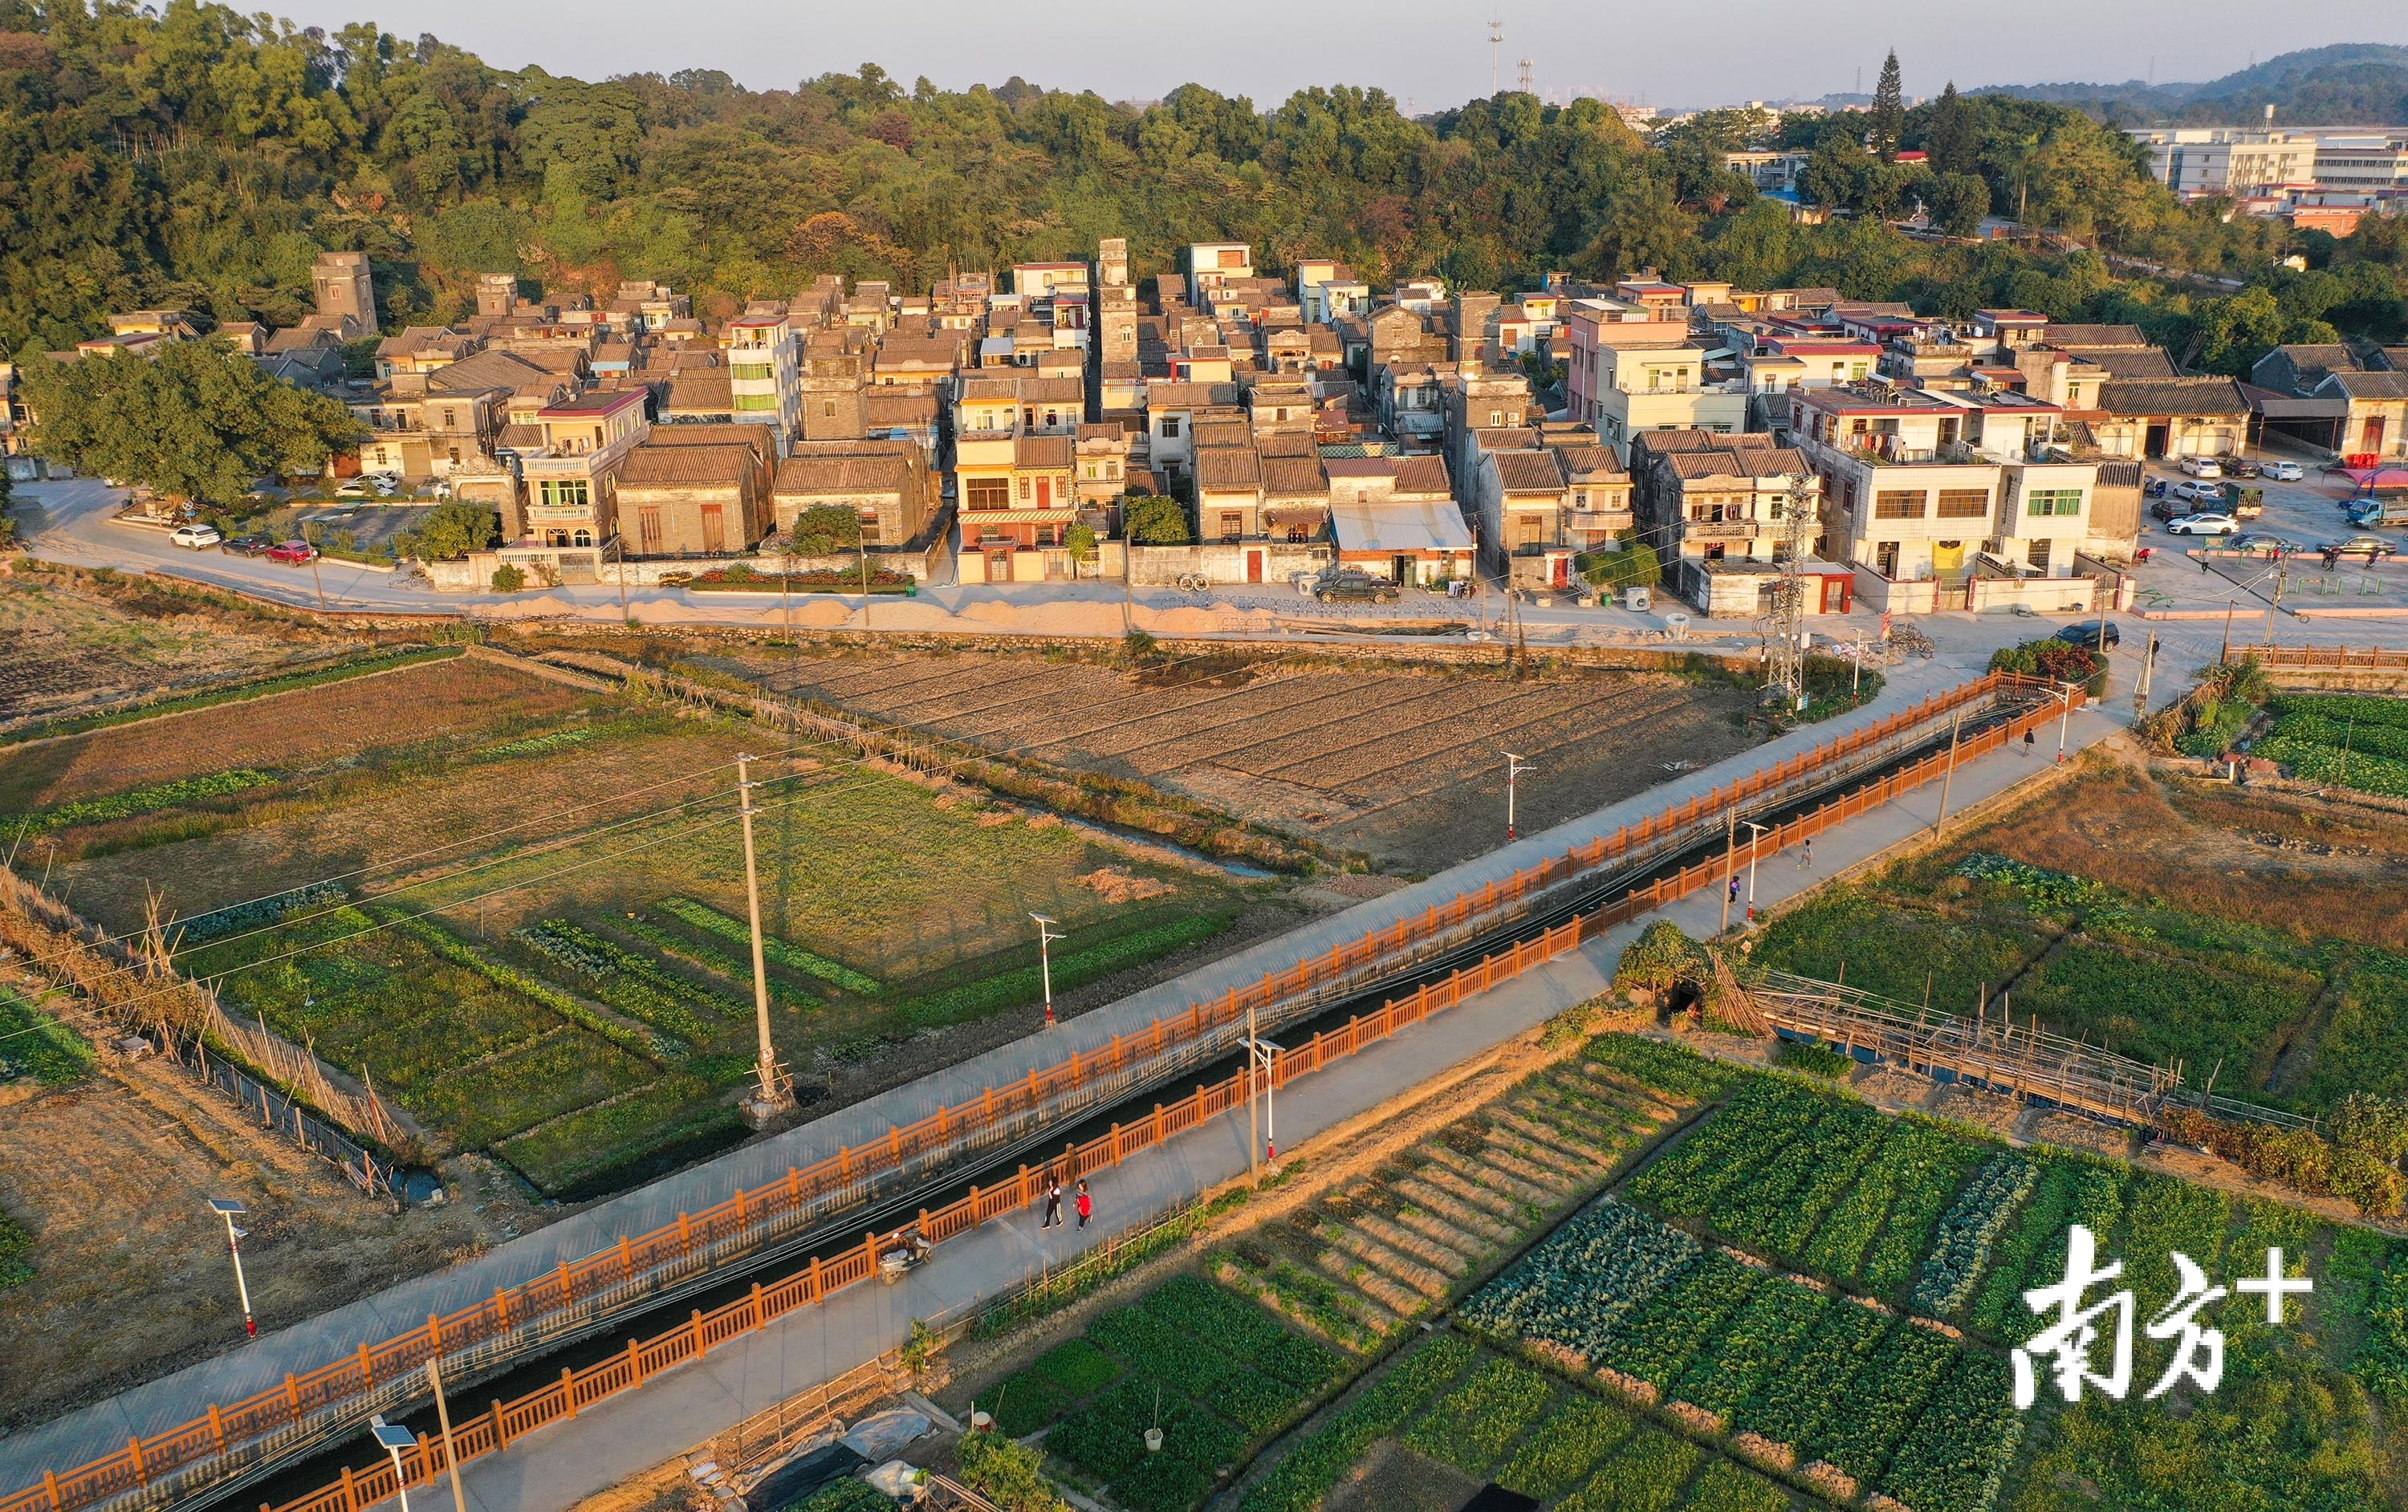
1552,555,1570,589
2369,417,2389,455
1247,551,1264,583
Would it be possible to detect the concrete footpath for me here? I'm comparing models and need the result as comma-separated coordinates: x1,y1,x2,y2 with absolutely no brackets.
0,638,1993,1483
372,683,2133,1512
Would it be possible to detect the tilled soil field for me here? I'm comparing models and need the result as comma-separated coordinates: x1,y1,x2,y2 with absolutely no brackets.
0,570,340,729
724,648,1762,871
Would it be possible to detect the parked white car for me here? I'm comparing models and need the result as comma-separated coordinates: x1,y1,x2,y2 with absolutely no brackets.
2166,512,2239,535
2179,456,2224,478
169,523,223,549
2263,460,2305,482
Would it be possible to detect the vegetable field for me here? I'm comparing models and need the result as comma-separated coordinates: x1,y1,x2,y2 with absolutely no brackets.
1389,1034,2408,1512
972,1275,1343,1512
13,652,1258,1197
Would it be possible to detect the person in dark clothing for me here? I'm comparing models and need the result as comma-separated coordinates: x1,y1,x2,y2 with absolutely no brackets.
2023,729,2037,757
1076,1180,1092,1230
1041,1180,1063,1228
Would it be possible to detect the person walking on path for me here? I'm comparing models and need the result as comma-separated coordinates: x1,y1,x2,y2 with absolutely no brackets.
1076,1180,1092,1230
1800,838,1812,870
1728,876,1743,907
1041,1179,1063,1229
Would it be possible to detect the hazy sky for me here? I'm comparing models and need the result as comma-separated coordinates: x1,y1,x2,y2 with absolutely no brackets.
271,0,2408,113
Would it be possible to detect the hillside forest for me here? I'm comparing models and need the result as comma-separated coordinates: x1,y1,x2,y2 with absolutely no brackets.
1,3,2404,383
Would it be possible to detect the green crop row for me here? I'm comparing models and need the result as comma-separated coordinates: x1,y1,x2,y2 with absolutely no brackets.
974,1338,1122,1437
1816,1320,1959,1485
1558,1430,1700,1512
386,913,681,1063
2270,693,2408,731
1494,1392,1637,1502
1914,1152,2039,1318
1583,1034,1742,1101
1236,1332,1476,1512
659,896,884,994
0,986,95,1086
1736,1293,1888,1456
511,920,739,1043
1875,1351,2025,1512
27,768,280,831
491,1075,738,1196
616,913,821,1012
1458,1197,1702,1360
1591,1251,1764,1393
480,726,597,758
1668,1278,1828,1421
1969,1159,2125,1336
1857,1127,1985,1298
1678,1458,1790,1512
176,880,349,945
1402,1355,1557,1477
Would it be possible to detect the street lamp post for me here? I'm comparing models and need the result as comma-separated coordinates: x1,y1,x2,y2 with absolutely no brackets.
208,1198,255,1339
1031,913,1064,1027
1503,752,1531,841
1243,1028,1284,1168
2056,681,2076,763
370,1416,417,1512
1743,821,1768,924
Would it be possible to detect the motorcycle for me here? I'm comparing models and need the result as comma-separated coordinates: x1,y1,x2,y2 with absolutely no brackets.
877,1225,933,1284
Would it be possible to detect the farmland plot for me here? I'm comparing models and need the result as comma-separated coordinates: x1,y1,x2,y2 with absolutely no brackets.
1209,1035,1728,1353
966,1274,1344,1512
21,654,1261,1197
0,568,343,728
1460,1035,2408,1512
721,647,1763,868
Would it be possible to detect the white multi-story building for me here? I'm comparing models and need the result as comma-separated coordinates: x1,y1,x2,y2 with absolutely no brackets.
2129,126,2408,197
723,315,799,448
1791,383,2106,614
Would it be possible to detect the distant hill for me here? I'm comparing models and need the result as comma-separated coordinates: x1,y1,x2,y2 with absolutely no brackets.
1982,44,2408,124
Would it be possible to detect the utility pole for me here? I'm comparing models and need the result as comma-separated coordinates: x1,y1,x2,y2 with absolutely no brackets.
734,755,791,1117
2056,681,2076,763
615,538,629,622
308,551,328,612
1765,479,1814,713
2135,629,2159,713
1932,708,1965,832
1744,820,1767,924
2220,599,2237,663
1031,913,1064,1027
209,1198,255,1339
427,1360,468,1512
1504,752,1531,841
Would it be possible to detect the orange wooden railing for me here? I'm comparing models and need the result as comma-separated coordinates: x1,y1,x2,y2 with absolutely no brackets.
0,670,2047,1512
2241,643,2408,672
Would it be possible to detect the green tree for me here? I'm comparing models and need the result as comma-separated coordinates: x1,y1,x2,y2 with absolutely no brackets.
1123,494,1192,545
1929,172,1991,238
787,503,862,555
1925,82,1977,176
397,500,498,560
1800,141,1869,209
490,563,526,591
1064,521,1096,578
23,339,365,507
1870,51,1905,162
